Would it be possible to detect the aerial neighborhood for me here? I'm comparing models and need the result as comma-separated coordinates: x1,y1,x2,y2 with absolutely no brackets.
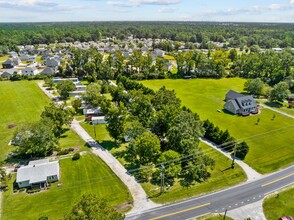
0,20,293,220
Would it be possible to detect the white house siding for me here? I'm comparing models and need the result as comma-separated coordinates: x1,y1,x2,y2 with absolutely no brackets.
18,180,30,188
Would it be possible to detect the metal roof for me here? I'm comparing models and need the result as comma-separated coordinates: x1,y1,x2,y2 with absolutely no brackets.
16,160,59,184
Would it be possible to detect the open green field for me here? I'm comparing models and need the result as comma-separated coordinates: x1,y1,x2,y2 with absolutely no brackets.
263,186,294,220
142,79,294,174
0,81,50,161
2,153,132,220
141,141,246,204
257,99,294,117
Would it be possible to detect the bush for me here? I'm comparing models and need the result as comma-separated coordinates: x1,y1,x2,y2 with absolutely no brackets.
19,188,26,192
27,189,40,194
72,152,80,161
235,142,249,159
57,148,74,156
38,216,48,220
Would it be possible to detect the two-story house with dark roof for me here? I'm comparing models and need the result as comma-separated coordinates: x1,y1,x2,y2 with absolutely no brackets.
224,90,258,116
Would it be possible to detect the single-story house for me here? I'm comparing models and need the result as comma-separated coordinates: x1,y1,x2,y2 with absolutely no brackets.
22,66,38,76
224,90,258,116
53,77,79,85
46,57,60,68
91,116,107,124
2,59,15,69
1,68,21,79
16,158,60,189
83,107,103,116
153,49,165,57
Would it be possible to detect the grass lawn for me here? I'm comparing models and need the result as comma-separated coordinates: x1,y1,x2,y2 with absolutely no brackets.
59,128,89,152
142,79,294,174
257,99,294,117
0,55,9,64
80,122,127,165
2,153,132,220
0,81,50,161
263,186,294,220
141,141,246,204
196,214,234,220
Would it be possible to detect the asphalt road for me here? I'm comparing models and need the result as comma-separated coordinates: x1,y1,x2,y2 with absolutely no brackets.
126,165,294,220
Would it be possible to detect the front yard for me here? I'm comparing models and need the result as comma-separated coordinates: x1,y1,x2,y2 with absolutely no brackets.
2,153,132,220
80,122,246,204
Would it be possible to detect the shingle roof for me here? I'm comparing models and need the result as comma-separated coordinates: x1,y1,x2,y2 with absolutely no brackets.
226,90,244,100
228,99,240,111
235,95,256,109
16,159,59,184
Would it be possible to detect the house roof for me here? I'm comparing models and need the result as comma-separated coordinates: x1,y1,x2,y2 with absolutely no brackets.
227,99,240,111
40,67,55,75
235,95,256,109
226,90,244,100
3,59,13,65
16,159,59,184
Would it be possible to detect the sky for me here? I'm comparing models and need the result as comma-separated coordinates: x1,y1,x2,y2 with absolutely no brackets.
0,0,294,22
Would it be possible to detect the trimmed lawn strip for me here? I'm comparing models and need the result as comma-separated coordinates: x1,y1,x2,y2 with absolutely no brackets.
0,81,50,161
58,128,89,152
141,142,246,204
257,99,294,117
141,79,294,174
196,214,234,220
263,185,294,220
2,153,132,220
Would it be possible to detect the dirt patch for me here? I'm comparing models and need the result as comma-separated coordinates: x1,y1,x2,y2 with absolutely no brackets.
7,124,16,129
114,201,133,212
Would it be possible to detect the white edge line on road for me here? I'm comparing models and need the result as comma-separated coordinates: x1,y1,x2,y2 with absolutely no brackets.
127,164,294,217
263,182,294,196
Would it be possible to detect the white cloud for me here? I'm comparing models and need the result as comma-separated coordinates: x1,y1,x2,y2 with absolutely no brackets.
158,6,175,13
107,0,181,7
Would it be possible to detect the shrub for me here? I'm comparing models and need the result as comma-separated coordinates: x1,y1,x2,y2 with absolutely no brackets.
57,148,74,156
38,216,48,220
72,152,81,161
235,142,249,159
19,188,26,192
27,189,40,194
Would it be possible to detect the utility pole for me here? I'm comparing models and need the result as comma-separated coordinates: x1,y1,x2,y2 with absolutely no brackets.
93,121,97,139
160,163,165,194
231,142,237,169
223,209,227,220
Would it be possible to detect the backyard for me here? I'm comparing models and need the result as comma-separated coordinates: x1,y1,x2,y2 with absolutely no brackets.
142,78,294,174
2,153,132,220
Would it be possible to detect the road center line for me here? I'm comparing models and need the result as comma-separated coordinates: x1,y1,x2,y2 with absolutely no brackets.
261,173,294,187
149,203,211,220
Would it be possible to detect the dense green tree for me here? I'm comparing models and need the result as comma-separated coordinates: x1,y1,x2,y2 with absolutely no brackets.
82,82,102,106
72,99,82,113
0,161,8,191
41,102,73,137
128,131,161,164
56,80,75,100
167,111,204,155
270,81,290,102
235,142,249,159
244,78,264,96
13,120,57,158
158,150,181,179
181,154,215,182
64,194,124,220
105,102,127,141
123,119,146,141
